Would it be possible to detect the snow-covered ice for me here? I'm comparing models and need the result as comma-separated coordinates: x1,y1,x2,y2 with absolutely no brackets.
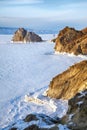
0,34,87,129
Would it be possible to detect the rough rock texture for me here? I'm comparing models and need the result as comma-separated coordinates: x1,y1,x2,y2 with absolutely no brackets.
61,89,87,130
12,28,42,43
24,113,58,125
55,26,87,55
9,113,59,130
82,27,87,34
47,60,87,99
10,90,87,130
24,124,59,130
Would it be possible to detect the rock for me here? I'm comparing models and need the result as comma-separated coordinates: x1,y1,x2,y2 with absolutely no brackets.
61,89,87,130
24,125,39,130
74,34,87,55
24,124,59,130
47,60,87,99
12,28,27,42
9,113,59,130
10,128,17,130
24,114,38,122
55,26,87,55
24,113,59,125
25,32,42,42
82,27,87,34
12,28,42,43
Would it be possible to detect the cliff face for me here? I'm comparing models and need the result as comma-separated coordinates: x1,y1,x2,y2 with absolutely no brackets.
12,28,42,43
47,60,87,99
55,26,87,55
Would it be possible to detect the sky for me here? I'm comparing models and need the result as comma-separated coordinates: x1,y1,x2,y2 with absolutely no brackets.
0,0,87,29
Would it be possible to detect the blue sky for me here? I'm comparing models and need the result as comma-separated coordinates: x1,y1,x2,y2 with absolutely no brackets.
0,0,87,29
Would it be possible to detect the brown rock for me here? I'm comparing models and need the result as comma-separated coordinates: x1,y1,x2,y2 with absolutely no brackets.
47,60,87,99
12,28,27,42
82,27,87,34
74,34,87,55
24,125,39,130
55,26,87,55
24,124,59,130
24,114,38,122
9,114,59,130
61,89,87,130
24,113,59,125
12,28,42,43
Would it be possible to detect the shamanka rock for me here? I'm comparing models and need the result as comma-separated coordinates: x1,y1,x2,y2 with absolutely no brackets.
55,26,87,55
47,60,87,99
12,28,43,43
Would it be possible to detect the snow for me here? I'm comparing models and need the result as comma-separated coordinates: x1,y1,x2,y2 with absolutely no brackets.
58,124,70,130
0,34,87,129
77,101,83,105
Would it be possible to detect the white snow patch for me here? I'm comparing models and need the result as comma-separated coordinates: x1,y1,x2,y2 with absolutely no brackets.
69,114,74,121
77,101,83,105
58,124,70,130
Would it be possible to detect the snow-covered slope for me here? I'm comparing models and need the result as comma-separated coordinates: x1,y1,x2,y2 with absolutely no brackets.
0,34,87,129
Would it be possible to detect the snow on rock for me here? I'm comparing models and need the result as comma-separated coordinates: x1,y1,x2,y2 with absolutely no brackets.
60,89,87,130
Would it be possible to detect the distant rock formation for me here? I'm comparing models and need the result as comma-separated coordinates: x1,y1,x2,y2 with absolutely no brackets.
47,60,87,99
55,26,87,55
61,89,87,130
12,28,43,43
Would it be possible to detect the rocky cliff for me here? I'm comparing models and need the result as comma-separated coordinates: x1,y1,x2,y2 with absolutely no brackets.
12,28,43,43
61,89,87,130
7,90,87,130
5,60,87,130
47,60,87,99
55,26,87,55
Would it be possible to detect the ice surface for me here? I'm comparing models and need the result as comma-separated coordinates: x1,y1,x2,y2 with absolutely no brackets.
0,34,87,129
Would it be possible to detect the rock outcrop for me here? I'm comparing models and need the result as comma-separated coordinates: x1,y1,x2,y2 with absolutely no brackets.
12,28,42,43
61,89,87,130
24,113,59,124
55,26,87,55
9,113,59,130
9,90,87,130
47,60,87,99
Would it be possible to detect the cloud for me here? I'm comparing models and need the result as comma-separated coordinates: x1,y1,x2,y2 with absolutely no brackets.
0,0,44,6
14,0,44,4
0,0,87,24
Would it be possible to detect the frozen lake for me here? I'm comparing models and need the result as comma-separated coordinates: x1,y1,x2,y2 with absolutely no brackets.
0,34,87,129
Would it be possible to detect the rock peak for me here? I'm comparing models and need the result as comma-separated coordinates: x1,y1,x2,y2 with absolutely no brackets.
12,28,42,43
55,26,87,55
